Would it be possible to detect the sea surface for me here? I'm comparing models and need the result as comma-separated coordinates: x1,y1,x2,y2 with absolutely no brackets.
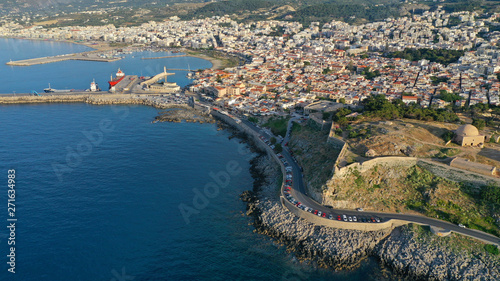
0,38,401,280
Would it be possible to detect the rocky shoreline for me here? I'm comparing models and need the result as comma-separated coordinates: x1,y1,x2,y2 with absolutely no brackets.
243,154,500,280
154,107,215,124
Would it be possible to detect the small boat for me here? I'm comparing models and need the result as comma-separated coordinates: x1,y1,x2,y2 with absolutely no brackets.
44,83,72,93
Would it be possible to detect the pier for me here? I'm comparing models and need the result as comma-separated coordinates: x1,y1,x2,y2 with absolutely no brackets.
6,51,122,66
141,54,187,60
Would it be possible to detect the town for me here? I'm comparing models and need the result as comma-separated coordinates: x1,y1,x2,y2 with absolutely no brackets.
1,7,500,116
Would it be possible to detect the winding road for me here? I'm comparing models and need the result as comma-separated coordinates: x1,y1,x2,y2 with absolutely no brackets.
240,114,500,247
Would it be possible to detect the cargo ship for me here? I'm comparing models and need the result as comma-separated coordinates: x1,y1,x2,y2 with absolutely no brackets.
108,68,125,89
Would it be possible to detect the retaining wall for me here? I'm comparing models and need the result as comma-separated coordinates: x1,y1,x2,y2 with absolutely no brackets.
281,197,409,231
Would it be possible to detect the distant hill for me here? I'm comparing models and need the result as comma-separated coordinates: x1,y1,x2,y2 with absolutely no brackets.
0,0,206,15
3,0,497,26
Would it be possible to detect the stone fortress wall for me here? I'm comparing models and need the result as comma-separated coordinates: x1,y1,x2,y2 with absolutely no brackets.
332,156,500,187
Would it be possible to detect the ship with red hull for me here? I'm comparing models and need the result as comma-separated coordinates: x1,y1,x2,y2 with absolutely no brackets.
108,68,125,89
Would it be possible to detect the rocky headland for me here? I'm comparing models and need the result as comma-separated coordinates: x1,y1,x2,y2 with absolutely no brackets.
243,154,500,280
154,107,214,124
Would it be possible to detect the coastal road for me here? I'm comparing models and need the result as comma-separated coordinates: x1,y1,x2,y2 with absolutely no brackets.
250,115,500,246
207,105,500,246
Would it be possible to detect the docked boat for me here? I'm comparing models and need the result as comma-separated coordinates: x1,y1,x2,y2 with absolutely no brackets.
108,68,125,90
44,83,72,93
88,79,100,92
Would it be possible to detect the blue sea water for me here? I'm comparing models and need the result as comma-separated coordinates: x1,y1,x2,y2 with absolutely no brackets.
0,39,400,281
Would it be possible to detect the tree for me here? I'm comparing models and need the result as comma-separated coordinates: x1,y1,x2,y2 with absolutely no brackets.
442,130,455,142
274,143,283,153
339,98,346,104
346,61,355,72
472,118,486,130
270,137,277,145
322,112,332,120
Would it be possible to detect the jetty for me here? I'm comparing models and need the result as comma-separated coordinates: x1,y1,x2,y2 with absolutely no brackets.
141,54,187,60
6,51,121,66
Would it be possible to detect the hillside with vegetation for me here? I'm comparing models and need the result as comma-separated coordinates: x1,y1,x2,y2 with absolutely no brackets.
9,0,500,27
324,164,500,237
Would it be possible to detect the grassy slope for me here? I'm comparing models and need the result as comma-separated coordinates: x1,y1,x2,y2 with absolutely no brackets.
325,164,500,237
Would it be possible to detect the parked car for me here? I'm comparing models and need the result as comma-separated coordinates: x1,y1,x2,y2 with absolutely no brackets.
353,216,357,222
343,215,347,222
321,213,326,218
328,214,333,220
337,215,341,221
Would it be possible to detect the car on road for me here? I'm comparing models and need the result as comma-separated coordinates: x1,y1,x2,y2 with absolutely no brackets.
356,208,364,212
458,224,466,228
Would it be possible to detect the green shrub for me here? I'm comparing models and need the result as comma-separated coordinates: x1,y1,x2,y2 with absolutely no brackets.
484,244,499,255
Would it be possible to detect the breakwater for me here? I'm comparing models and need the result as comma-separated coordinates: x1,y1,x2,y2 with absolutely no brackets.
6,50,121,66
0,94,177,108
